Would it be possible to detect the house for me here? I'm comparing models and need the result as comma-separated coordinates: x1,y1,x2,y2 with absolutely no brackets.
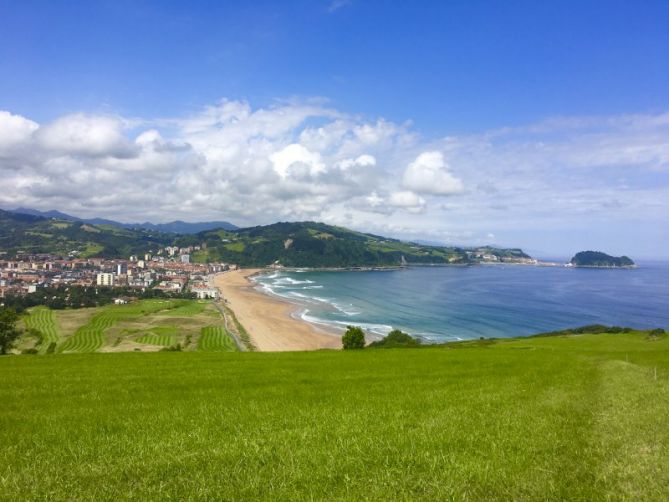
191,286,220,299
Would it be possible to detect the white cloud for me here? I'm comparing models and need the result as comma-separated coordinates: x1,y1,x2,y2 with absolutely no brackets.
0,111,38,153
35,114,137,158
270,144,325,179
388,191,426,213
1,101,668,255
402,151,464,195
337,154,376,170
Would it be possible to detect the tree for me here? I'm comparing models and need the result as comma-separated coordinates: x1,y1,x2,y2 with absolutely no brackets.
368,329,421,348
342,325,365,349
0,308,21,355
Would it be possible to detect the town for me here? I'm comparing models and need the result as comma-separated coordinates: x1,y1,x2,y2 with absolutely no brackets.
0,244,235,301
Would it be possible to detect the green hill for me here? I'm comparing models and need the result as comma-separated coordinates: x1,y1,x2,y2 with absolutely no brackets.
0,329,667,499
0,209,173,258
570,250,635,268
0,212,532,266
180,221,532,267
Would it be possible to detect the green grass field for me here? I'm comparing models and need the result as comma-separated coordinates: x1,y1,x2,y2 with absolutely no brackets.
22,306,60,352
16,300,237,354
198,325,237,351
1,331,667,500
58,300,186,353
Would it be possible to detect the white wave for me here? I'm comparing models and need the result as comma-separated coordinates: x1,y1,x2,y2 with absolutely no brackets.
328,320,395,336
256,272,281,280
331,302,362,316
276,277,315,285
300,310,344,331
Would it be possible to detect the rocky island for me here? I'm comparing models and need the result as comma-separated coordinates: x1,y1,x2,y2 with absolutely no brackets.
569,251,635,268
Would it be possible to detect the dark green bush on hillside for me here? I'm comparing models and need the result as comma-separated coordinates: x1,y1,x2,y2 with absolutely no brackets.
648,328,665,338
369,329,422,348
342,326,365,349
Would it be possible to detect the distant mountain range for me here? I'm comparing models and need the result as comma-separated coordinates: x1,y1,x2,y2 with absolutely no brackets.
0,208,533,266
176,221,533,268
0,209,173,258
9,207,238,234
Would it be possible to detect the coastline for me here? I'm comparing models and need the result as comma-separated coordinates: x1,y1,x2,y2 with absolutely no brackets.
212,269,341,352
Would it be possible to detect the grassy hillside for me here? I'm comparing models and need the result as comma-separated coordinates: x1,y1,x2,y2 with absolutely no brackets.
0,209,173,258
182,221,531,267
17,300,236,353
1,212,530,266
1,331,667,499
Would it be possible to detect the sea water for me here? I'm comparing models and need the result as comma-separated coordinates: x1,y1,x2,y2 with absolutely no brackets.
252,262,669,342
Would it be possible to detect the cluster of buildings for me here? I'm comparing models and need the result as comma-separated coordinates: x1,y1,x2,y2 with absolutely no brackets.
466,249,538,264
0,246,234,300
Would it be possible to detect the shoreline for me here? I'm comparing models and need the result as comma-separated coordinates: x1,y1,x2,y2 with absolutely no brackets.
212,269,341,352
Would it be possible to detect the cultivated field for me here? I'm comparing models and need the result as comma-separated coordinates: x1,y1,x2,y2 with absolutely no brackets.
1,331,667,500
17,299,236,353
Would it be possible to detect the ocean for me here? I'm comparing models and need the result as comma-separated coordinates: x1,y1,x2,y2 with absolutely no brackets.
252,262,669,342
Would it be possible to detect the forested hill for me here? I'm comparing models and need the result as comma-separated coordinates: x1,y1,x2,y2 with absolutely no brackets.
570,251,635,268
0,212,533,266
0,209,173,258
176,221,533,267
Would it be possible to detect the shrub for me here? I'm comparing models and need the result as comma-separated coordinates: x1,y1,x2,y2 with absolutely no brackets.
46,342,57,354
648,328,665,338
369,329,422,348
342,326,365,349
160,343,183,352
21,348,39,355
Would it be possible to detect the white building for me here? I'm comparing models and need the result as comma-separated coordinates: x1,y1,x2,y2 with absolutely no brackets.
191,286,220,299
180,254,190,264
96,273,114,286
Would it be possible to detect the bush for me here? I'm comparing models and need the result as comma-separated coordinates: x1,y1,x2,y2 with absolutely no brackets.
342,326,365,349
26,328,44,346
21,348,39,355
648,328,665,338
369,329,422,348
45,342,57,354
160,343,182,352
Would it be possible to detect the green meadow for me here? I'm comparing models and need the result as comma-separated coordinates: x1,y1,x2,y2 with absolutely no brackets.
1,331,667,500
16,299,236,354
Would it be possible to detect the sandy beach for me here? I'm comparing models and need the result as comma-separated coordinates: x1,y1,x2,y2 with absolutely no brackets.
212,269,341,351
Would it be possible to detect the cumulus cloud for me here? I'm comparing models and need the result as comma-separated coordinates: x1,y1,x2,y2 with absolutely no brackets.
1,100,667,253
388,191,426,213
337,154,376,170
402,151,464,195
270,144,325,179
35,114,137,158
0,111,38,153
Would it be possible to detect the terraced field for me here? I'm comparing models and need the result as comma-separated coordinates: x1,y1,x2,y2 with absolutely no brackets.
198,325,237,351
136,333,175,346
23,306,60,352
136,327,178,346
58,300,191,353
158,301,206,316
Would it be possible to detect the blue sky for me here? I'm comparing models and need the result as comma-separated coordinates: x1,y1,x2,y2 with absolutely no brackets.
1,1,668,257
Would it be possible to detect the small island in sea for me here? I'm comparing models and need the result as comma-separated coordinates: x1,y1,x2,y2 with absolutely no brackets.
569,250,635,268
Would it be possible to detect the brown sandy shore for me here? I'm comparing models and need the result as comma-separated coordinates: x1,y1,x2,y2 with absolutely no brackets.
212,269,341,351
